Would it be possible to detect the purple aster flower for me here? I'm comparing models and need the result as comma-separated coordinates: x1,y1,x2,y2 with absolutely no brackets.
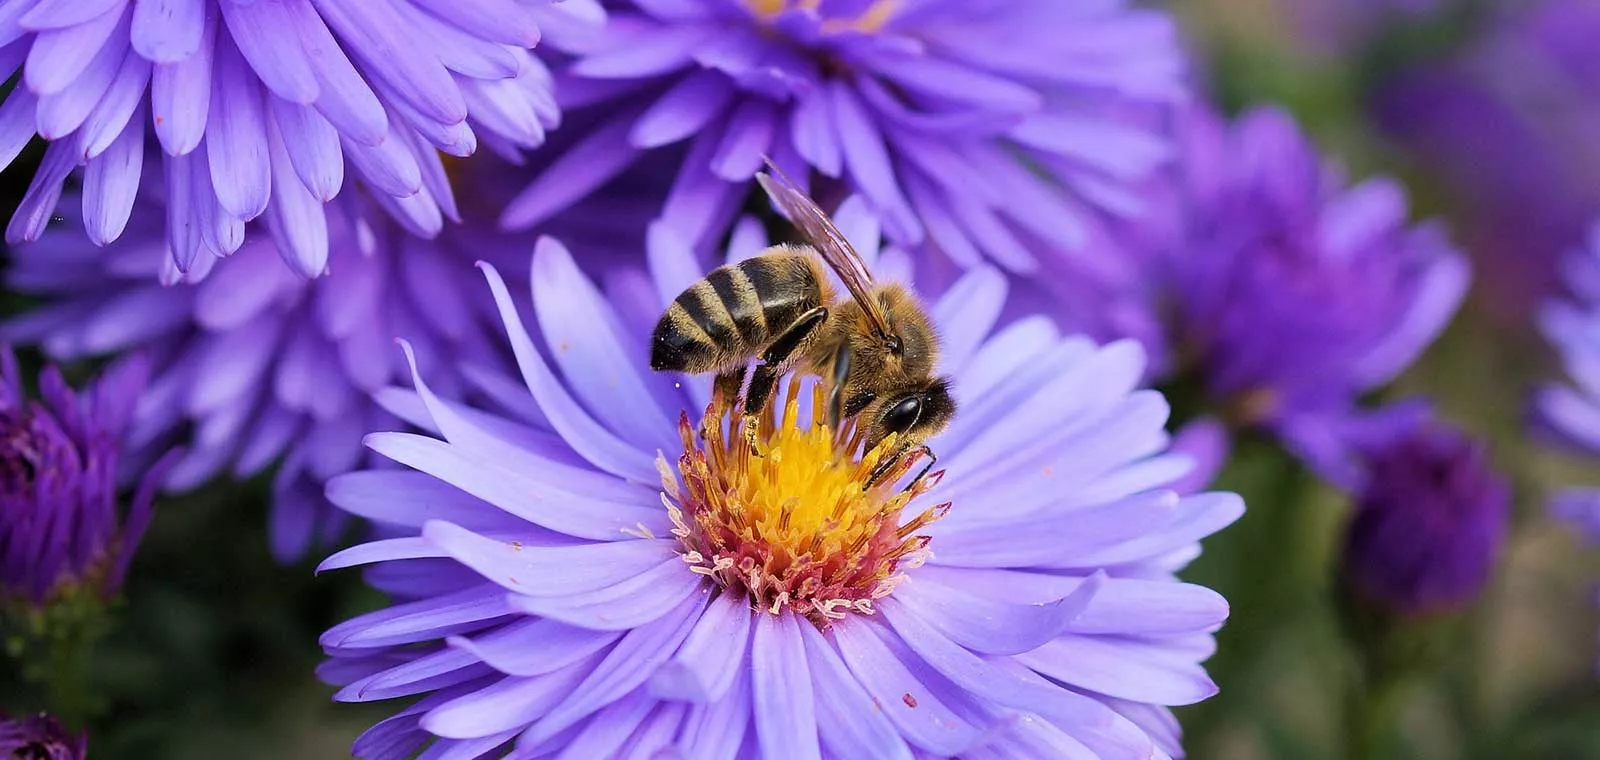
319,208,1243,758
1533,223,1600,457
1372,0,1600,318
0,713,85,760
1336,413,1509,617
2,180,532,562
504,0,1184,275
0,347,162,608
0,0,598,276
1128,105,1469,481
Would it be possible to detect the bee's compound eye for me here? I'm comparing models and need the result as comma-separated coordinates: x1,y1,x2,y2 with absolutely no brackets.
883,397,922,434
885,336,903,354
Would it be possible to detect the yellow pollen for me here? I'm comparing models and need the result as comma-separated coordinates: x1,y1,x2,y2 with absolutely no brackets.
660,379,948,627
744,0,898,33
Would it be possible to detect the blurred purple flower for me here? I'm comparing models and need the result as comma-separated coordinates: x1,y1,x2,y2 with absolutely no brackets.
1533,223,1600,455
0,712,85,760
2,188,529,562
505,0,1184,273
0,0,598,276
1534,221,1600,550
317,217,1241,758
1126,105,1468,480
1338,415,1509,616
1372,0,1600,318
0,347,162,607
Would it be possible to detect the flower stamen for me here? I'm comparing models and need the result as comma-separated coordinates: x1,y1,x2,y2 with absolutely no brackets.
660,378,947,626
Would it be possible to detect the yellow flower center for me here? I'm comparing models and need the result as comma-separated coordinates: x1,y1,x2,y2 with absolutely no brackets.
744,0,898,33
660,380,947,626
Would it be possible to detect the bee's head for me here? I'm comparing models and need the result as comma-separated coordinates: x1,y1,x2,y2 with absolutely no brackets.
862,376,956,453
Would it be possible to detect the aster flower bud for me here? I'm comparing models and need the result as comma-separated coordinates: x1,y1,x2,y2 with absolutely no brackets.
0,348,169,723
1338,417,1509,619
0,351,163,609
0,712,85,760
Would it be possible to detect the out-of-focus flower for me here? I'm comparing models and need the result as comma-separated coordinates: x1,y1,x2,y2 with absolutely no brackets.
1533,223,1600,457
318,213,1242,758
0,712,85,760
1337,415,1509,617
0,0,598,276
1372,0,1600,318
0,347,161,609
506,0,1184,274
1291,0,1443,54
1125,105,1468,481
2,185,529,562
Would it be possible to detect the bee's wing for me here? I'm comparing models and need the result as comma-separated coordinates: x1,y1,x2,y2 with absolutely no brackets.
755,166,892,339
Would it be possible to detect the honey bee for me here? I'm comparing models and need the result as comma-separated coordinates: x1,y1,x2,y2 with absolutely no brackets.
650,162,954,484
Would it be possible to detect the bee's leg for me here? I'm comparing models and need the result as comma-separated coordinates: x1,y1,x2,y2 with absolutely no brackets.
743,306,829,453
867,445,937,493
704,369,747,439
825,345,852,432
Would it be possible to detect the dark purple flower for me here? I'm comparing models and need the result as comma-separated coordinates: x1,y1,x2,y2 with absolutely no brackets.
0,0,598,276
0,347,160,608
1338,415,1509,616
1109,105,1469,481
0,713,85,760
317,209,1241,757
505,0,1184,274
2,180,534,561
1372,0,1600,318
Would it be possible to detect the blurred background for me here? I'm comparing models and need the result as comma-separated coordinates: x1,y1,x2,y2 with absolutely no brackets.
2,0,1598,758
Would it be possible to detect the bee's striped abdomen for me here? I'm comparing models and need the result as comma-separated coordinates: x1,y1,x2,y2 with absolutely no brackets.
650,250,826,374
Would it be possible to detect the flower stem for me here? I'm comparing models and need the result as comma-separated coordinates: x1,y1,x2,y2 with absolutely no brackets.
1345,664,1405,760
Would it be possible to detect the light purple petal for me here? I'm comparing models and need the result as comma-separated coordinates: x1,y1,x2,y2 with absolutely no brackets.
149,9,216,155
542,689,654,759
516,591,707,746
500,118,639,230
320,584,514,649
422,661,597,740
477,261,656,481
630,69,735,149
23,1,125,95
327,470,518,531
218,0,321,104
1014,634,1219,706
76,46,150,158
35,8,130,138
502,557,704,631
269,95,344,200
283,0,386,145
649,591,751,702
313,0,466,125
411,0,541,47
6,140,76,245
878,599,1149,760
130,0,204,63
676,668,750,760
422,520,678,598
751,613,821,760
926,491,1179,568
891,571,1103,655
0,87,39,168
19,0,123,30
531,237,678,453
796,621,911,760
830,618,984,756
80,111,143,245
206,34,272,219
446,618,621,678
341,125,423,198
265,110,330,277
